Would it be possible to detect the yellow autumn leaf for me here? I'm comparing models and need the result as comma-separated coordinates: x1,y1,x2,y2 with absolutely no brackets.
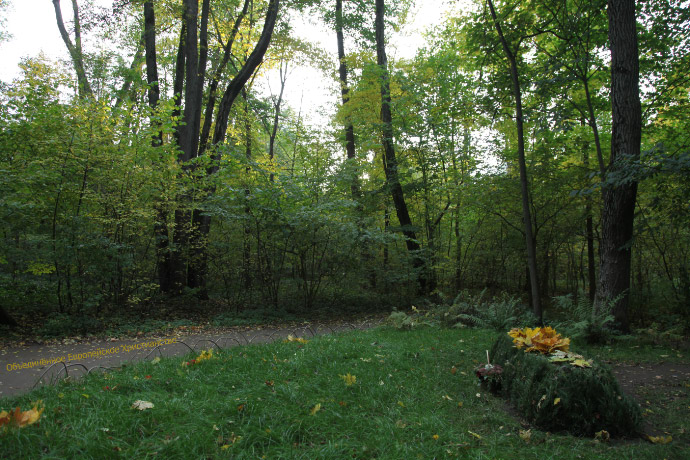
131,400,154,411
397,401,406,408
0,402,44,429
309,403,321,416
284,335,309,344
340,373,356,386
519,429,532,443
571,359,592,368
432,434,439,440
468,430,482,440
595,430,610,442
554,397,561,406
646,435,672,444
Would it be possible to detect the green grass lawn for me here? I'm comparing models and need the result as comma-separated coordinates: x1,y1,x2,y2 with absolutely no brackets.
1,327,688,459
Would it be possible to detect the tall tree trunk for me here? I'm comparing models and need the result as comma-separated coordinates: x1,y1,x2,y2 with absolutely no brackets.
268,61,287,183
580,120,597,302
336,0,361,200
595,0,641,332
198,0,251,156
375,0,426,293
52,0,93,99
143,1,173,294
487,0,542,323
185,0,279,293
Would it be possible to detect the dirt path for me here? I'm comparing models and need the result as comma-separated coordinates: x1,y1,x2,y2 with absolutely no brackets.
0,319,384,400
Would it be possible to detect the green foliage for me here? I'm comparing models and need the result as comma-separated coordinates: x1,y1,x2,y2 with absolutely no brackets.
432,290,533,331
490,334,641,437
550,294,619,344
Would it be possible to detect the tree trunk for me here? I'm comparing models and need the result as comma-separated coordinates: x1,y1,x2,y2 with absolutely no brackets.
595,0,641,332
268,61,287,183
375,0,427,293
143,1,173,294
52,0,93,99
487,0,542,323
336,0,361,200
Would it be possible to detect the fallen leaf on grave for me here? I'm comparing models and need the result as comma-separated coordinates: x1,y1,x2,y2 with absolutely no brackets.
571,359,591,368
519,429,532,443
131,400,154,411
309,403,321,416
646,435,672,444
151,357,161,365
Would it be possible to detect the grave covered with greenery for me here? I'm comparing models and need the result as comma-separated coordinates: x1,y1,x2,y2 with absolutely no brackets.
490,328,641,437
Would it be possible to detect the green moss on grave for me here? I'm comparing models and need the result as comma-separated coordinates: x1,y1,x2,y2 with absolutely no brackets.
490,334,641,437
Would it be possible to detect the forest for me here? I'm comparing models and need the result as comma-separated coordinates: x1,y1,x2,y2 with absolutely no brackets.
0,0,688,337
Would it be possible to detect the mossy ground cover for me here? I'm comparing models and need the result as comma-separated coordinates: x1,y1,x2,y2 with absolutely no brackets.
1,327,688,459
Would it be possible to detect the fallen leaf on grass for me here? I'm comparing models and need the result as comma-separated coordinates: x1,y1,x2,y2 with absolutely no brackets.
553,397,561,406
284,335,309,344
519,429,532,443
340,373,357,386
594,430,610,442
646,435,672,444
131,400,154,411
309,403,321,416
0,402,44,429
468,431,482,440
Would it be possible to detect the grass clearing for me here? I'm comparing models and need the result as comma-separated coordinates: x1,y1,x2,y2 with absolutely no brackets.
1,327,688,459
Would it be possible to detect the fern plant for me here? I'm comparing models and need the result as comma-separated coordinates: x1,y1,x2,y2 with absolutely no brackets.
551,293,620,344
435,290,531,331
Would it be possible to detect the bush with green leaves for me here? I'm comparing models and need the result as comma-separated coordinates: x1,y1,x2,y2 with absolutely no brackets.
490,334,641,437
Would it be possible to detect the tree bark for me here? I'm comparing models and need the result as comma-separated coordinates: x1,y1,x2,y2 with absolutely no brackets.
52,0,93,99
212,0,280,150
143,1,174,294
199,0,251,156
268,61,287,183
336,0,361,200
375,0,427,293
487,0,542,323
595,0,641,332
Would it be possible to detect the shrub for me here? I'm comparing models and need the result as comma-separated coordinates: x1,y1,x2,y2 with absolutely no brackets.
490,334,641,437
